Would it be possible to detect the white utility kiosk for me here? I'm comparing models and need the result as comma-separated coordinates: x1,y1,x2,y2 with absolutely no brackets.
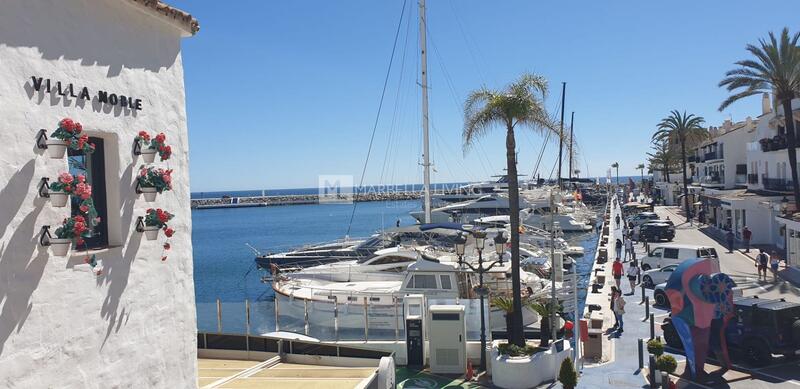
427,305,466,374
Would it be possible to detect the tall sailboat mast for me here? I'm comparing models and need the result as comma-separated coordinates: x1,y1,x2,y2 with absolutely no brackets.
568,111,574,184
419,0,432,223
557,82,566,191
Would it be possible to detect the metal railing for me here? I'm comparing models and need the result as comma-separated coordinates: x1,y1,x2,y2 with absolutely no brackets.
748,173,759,184
197,295,490,343
762,177,793,192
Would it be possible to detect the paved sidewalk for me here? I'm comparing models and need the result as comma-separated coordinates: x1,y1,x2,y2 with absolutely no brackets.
654,206,800,302
556,197,656,389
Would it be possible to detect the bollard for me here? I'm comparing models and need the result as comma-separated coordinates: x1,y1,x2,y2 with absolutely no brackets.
649,313,655,340
638,338,644,370
644,296,650,319
649,355,657,384
661,371,670,389
641,284,646,303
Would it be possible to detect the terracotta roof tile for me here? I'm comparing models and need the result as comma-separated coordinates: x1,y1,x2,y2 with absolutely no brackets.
126,0,199,35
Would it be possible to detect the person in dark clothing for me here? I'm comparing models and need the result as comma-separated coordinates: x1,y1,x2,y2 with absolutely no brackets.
615,239,623,261
726,230,735,253
615,215,621,229
742,226,752,253
756,249,769,280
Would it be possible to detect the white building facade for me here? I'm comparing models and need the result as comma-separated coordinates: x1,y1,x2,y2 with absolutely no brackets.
0,1,198,387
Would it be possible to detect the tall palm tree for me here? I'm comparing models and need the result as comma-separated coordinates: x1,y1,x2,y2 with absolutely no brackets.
652,111,708,222
611,162,619,187
636,163,646,195
647,138,677,183
719,28,800,207
464,73,556,347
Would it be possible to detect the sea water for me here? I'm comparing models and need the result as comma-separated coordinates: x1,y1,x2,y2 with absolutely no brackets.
192,198,600,335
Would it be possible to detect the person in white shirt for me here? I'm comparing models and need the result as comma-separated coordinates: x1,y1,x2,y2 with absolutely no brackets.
613,292,626,334
626,264,639,295
624,237,634,262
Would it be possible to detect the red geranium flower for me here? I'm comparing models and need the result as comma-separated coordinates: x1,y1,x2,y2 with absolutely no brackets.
163,243,171,250
74,122,83,134
59,118,75,132
164,228,174,238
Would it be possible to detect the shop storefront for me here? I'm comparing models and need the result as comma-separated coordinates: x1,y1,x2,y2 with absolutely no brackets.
0,1,198,387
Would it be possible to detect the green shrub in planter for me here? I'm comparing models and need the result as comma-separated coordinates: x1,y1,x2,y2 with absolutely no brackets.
656,355,677,374
558,357,578,389
647,338,664,356
497,343,542,357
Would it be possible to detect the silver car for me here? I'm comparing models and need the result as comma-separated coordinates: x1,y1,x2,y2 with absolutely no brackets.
642,264,678,288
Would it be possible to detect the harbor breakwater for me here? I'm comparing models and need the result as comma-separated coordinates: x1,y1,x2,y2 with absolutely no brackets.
191,189,456,209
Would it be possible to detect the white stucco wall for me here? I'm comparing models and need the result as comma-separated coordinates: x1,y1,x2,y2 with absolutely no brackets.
0,1,196,387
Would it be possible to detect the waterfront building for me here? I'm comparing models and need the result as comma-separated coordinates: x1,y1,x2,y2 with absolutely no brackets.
689,116,757,190
0,1,198,387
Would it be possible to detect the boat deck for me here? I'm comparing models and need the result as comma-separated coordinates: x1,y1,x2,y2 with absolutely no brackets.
198,358,376,389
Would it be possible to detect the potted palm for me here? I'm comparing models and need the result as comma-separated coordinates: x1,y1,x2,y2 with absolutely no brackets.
527,298,562,348
46,118,95,159
141,208,174,240
136,166,173,202
135,131,172,163
50,215,92,257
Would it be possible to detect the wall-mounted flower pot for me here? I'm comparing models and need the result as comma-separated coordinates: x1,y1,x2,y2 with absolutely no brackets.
140,187,158,202
140,148,157,163
49,238,72,256
45,139,69,159
143,225,160,240
49,191,69,207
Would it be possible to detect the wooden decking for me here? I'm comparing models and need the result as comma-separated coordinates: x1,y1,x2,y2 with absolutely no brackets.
198,358,376,389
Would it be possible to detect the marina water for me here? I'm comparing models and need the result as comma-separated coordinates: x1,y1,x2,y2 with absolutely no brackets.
192,195,599,335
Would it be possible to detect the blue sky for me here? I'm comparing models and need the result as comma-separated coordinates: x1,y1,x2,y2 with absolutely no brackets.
171,0,800,192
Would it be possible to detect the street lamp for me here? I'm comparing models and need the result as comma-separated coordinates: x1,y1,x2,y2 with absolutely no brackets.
457,230,506,373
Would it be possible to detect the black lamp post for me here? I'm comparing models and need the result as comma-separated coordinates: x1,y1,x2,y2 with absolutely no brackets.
455,230,507,373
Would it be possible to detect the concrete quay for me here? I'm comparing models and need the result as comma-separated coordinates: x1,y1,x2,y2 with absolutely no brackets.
190,190,430,209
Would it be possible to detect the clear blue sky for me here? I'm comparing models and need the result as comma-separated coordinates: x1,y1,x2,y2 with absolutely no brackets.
170,0,800,192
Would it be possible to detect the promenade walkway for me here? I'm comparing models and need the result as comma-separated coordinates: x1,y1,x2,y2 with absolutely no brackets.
540,197,657,388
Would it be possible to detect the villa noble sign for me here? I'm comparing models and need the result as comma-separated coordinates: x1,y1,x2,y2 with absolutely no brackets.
29,76,143,111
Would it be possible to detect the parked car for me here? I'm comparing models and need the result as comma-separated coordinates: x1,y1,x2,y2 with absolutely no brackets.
640,244,718,271
633,219,674,235
653,282,670,308
662,297,800,366
639,222,675,242
642,264,678,288
627,212,659,227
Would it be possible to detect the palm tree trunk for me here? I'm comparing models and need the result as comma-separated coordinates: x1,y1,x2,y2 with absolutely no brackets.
506,124,524,347
680,136,691,223
782,99,800,210
664,164,670,183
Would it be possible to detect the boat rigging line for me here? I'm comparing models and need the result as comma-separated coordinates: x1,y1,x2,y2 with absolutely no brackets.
345,0,408,237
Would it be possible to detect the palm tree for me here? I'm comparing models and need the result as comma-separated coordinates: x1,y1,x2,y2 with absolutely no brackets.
652,111,708,222
636,163,646,196
647,138,677,183
611,162,619,187
527,299,562,348
719,28,800,207
464,73,556,347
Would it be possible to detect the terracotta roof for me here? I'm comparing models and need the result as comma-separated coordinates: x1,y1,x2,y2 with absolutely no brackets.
126,0,199,35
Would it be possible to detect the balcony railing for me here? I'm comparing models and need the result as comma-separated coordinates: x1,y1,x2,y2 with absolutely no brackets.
748,173,759,184
704,151,722,161
759,136,788,152
762,177,794,192
687,155,698,163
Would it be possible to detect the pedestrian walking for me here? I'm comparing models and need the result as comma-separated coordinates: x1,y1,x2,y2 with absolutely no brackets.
742,226,752,253
613,292,626,334
612,258,623,289
756,249,769,280
615,239,623,261
626,264,639,295
770,253,780,282
610,286,619,329
624,236,634,262
698,208,706,226
726,230,735,253
615,214,621,229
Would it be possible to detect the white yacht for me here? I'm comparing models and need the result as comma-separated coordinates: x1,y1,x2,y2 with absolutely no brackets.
272,255,552,331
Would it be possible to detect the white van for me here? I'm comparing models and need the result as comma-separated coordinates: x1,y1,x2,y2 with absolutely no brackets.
639,244,718,270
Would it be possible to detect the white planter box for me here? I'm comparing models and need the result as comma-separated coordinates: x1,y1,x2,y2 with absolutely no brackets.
140,187,158,202
49,191,69,207
490,340,572,389
45,139,69,159
143,225,160,240
140,148,156,163
49,238,72,257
